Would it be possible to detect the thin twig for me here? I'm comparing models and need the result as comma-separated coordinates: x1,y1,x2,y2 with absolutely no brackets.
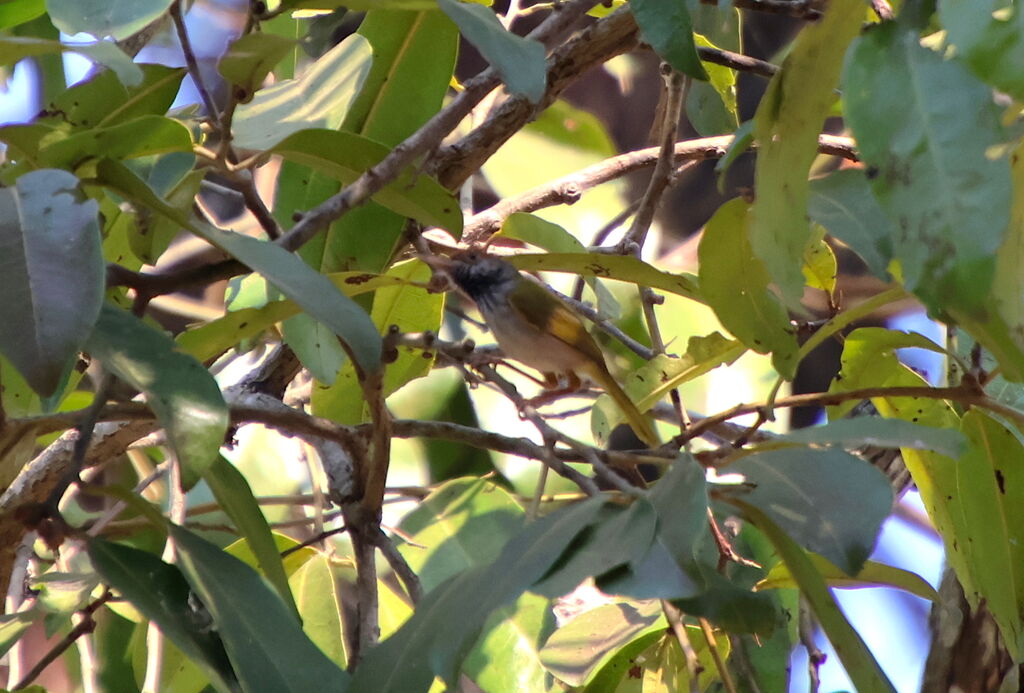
12,591,113,691
374,528,423,604
169,0,220,122
699,617,738,693
662,600,702,693
462,134,857,243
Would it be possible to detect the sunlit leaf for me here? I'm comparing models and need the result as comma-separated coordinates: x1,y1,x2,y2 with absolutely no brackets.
698,198,798,378
757,553,938,602
750,0,863,306
232,34,372,150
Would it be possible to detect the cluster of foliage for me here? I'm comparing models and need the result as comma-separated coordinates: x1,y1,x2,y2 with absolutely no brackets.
0,0,1023,691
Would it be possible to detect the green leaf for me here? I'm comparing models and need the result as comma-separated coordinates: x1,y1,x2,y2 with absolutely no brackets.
86,538,239,693
730,501,896,693
31,571,99,614
437,0,547,103
85,305,228,482
0,169,102,395
176,271,407,363
271,129,461,232
686,35,738,136
950,410,1024,658
204,456,297,617
698,198,798,378
750,0,864,307
49,63,186,129
539,600,663,686
351,496,607,691
93,158,383,376
808,168,894,278
533,500,658,598
727,447,892,575
232,34,373,150
757,554,939,602
396,477,524,592
803,233,837,294
843,22,1011,313
0,36,142,86
630,0,708,81
290,554,347,669
46,0,174,39
940,0,1024,100
597,455,709,602
508,252,701,302
591,332,746,444
776,417,967,457
463,592,555,692
37,115,192,169
0,0,45,30
169,525,350,693
0,609,38,658
499,212,619,319
218,32,296,99
313,260,442,423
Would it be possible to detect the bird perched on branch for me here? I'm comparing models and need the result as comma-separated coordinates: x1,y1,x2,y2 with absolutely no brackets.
425,249,659,448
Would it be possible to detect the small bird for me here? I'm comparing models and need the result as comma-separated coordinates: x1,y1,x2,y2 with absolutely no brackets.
427,249,659,448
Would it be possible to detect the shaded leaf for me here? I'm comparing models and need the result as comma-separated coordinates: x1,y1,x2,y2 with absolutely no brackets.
218,32,296,99
750,0,863,306
0,168,102,395
463,592,556,692
351,497,607,691
204,456,296,616
86,538,239,693
438,0,547,103
630,0,708,81
698,198,798,378
726,501,896,693
46,0,174,39
726,447,892,575
843,22,1011,313
940,0,1024,100
169,525,350,693
86,305,228,482
777,416,966,457
808,168,894,278
232,34,373,149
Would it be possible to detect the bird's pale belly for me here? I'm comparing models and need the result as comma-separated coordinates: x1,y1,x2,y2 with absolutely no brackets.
484,307,584,374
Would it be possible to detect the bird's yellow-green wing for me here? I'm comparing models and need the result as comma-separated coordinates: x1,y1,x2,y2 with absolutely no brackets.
506,278,605,364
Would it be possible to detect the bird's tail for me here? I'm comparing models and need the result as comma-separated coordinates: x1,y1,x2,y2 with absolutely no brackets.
587,366,660,448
